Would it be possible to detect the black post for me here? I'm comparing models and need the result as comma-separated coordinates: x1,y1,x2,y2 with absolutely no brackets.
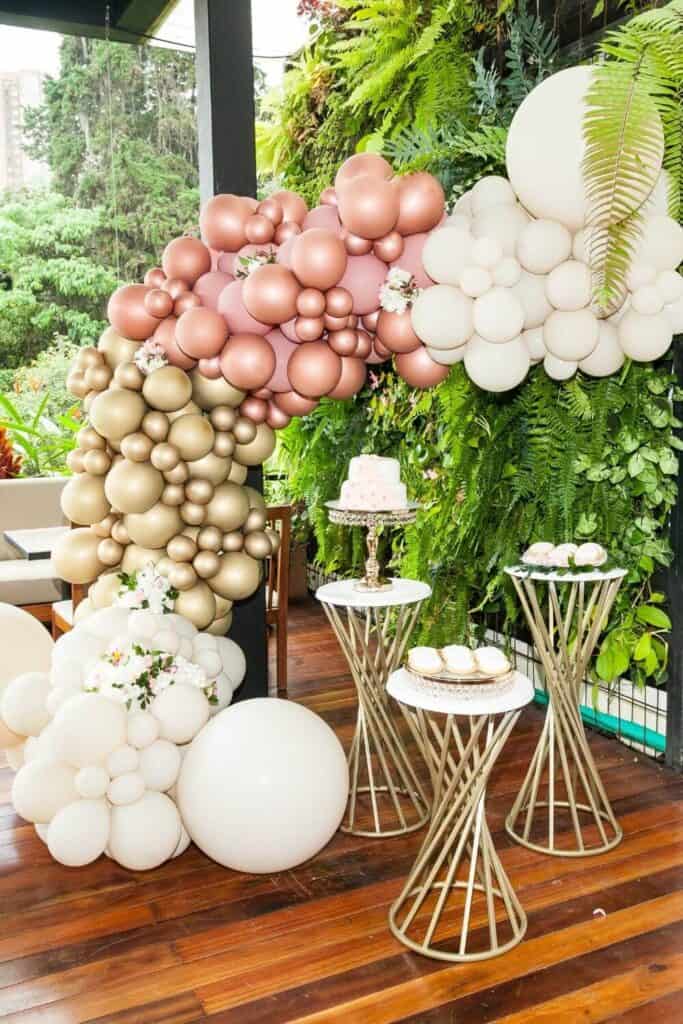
666,338,683,770
194,0,267,701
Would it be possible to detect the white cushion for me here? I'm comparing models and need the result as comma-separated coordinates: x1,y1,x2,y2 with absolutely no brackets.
0,478,67,560
0,558,61,606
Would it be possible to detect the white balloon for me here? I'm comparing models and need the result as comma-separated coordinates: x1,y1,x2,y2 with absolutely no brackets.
472,204,530,257
445,212,470,232
81,607,131,639
545,260,592,311
153,628,180,656
53,630,105,672
452,191,472,216
173,824,192,858
107,770,146,806
460,266,492,298
178,699,348,873
470,175,516,214
216,637,247,690
626,262,657,292
212,672,233,712
608,295,631,324
517,219,572,275
421,228,473,286
1,672,50,737
35,823,49,843
128,609,162,642
12,757,78,823
0,603,54,690
109,791,181,870
5,742,25,771
646,170,672,215
493,257,521,287
618,311,673,361
47,799,110,867
632,285,664,316
52,693,127,768
138,739,181,791
196,649,222,678
656,270,683,305
165,613,197,638
579,323,625,377
50,659,83,691
106,744,140,777
522,327,546,363
464,335,530,393
151,684,209,744
544,309,599,360
75,764,110,799
193,633,217,651
473,287,525,344
472,237,503,269
543,353,578,380
127,709,160,749
636,215,683,271
426,345,466,365
411,285,473,349
663,295,683,334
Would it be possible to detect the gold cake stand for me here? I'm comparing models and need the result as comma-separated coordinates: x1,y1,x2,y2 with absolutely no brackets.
325,501,420,592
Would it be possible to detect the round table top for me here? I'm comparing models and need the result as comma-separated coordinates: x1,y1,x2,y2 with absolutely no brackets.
505,565,626,584
316,577,431,609
387,667,535,716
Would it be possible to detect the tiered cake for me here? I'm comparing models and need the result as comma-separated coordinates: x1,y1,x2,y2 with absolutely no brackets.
338,455,408,511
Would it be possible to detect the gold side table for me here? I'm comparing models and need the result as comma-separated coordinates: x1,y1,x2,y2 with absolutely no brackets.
387,668,533,961
504,565,626,857
316,578,432,837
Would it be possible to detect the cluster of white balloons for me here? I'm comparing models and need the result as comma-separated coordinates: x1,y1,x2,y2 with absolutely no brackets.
1,605,245,870
410,66,683,392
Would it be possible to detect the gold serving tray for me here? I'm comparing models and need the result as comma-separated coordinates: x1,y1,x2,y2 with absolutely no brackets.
405,663,514,687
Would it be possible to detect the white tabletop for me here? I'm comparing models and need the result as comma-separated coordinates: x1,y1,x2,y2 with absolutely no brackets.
316,577,431,609
3,526,69,561
505,565,626,584
387,667,534,716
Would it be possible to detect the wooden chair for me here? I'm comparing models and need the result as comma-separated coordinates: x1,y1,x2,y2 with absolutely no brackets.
266,504,291,696
51,582,85,639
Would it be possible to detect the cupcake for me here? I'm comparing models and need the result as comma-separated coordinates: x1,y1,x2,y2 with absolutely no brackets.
408,646,444,676
522,541,555,565
574,542,607,567
475,646,511,677
441,645,477,676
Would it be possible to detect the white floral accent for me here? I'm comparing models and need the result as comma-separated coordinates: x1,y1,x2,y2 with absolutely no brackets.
379,266,421,314
235,248,276,280
134,338,168,375
84,640,216,709
115,564,178,614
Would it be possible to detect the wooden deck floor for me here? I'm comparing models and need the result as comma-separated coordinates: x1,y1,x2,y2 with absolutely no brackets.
1,600,683,1022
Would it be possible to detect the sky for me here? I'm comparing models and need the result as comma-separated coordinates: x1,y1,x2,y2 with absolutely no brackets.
0,0,309,86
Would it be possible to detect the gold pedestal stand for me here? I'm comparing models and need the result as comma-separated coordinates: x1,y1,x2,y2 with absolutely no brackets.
325,502,420,592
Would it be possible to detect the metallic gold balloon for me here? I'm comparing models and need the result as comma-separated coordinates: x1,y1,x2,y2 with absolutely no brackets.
66,449,86,474
205,482,250,532
234,422,276,467
98,326,141,370
198,526,223,551
113,362,144,391
92,513,117,538
89,570,122,610
121,432,154,463
97,538,123,566
151,442,181,472
206,612,233,636
89,389,146,443
156,556,173,578
77,346,102,370
185,478,214,505
83,449,112,476
142,366,193,412
213,431,235,458
228,462,248,485
85,364,113,391
162,483,185,506
244,530,273,560
265,527,281,555
121,544,165,573
186,451,231,485
83,392,97,413
233,416,257,445
62,474,111,526
67,371,89,399
168,414,215,462
190,368,244,411
180,501,206,526
169,562,198,591
214,594,234,618
124,502,183,548
78,426,106,451
222,531,244,552
245,486,267,512
193,550,221,579
142,411,170,442
164,461,189,485
53,528,105,584
182,526,200,542
244,508,267,534
105,459,165,514
208,551,261,601
210,405,237,431
174,581,217,630
111,520,130,545
167,400,201,423
167,535,198,562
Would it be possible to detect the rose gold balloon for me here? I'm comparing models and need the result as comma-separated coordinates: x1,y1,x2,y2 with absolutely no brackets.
296,287,326,318
153,317,197,370
144,288,174,319
337,174,399,240
194,271,233,311
274,221,301,245
327,356,367,399
374,337,391,358
320,186,338,206
257,198,283,225
395,172,445,235
274,391,318,416
174,291,202,316
390,232,432,288
374,230,404,262
266,402,291,429
176,307,228,360
108,284,158,341
253,387,273,400
354,330,372,359
325,286,353,317
395,345,450,388
295,316,325,342
200,193,252,251
220,332,276,391
343,231,373,256
162,236,211,285
335,152,393,190
271,189,308,225
240,396,268,423
303,205,341,234
245,214,275,245
217,279,270,336
376,309,421,353
264,329,297,392
275,236,297,270
328,328,358,356
291,228,347,291
362,310,380,332
323,313,349,332
288,341,342,398
348,314,358,328
242,264,300,325
144,267,165,288
198,356,223,379
338,253,387,315
162,277,188,300
244,197,259,212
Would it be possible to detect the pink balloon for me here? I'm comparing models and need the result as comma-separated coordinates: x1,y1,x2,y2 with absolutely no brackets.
365,338,391,364
265,329,299,393
217,252,238,275
217,279,270,336
390,232,433,289
337,254,388,316
303,205,342,234
320,187,338,207
240,396,269,423
274,391,319,417
176,307,228,360
153,317,197,370
220,333,276,391
108,284,158,341
327,356,367,398
194,271,233,310
280,317,300,343
395,346,449,388
276,235,297,269
266,401,292,429
198,355,223,379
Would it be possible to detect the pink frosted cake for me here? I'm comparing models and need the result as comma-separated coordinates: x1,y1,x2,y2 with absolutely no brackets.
338,455,408,511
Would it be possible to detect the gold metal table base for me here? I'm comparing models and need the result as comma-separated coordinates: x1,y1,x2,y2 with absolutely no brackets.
505,572,624,857
322,600,430,837
390,710,526,962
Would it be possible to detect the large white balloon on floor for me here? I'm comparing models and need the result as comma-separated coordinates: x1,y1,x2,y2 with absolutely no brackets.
0,604,54,748
178,698,349,873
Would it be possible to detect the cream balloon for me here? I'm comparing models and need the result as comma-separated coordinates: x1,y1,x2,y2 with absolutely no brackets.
89,389,146,442
120,544,165,573
168,414,215,462
47,799,111,867
618,311,673,361
464,334,530,393
543,309,599,360
205,482,250,532
521,327,546,364
411,285,473,349
492,258,521,288
124,503,183,549
473,287,524,344
53,528,106,584
191,369,245,411
517,219,572,275
578,323,625,377
208,551,261,601
105,459,165,514
544,353,578,380
513,271,554,329
472,204,530,257
545,260,592,311
61,474,111,526
421,228,472,285
173,582,216,630
108,791,181,871
98,326,141,369
233,422,276,466
470,175,516,214
636,215,683,272
142,366,193,412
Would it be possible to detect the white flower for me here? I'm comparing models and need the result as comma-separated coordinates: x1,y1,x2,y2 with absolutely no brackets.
234,248,276,279
379,265,421,314
134,338,168,376
114,564,177,614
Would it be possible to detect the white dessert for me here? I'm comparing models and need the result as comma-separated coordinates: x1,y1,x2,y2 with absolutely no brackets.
522,541,555,565
441,645,477,675
552,542,578,567
408,646,444,675
475,646,511,677
521,540,608,569
338,455,408,511
574,542,607,567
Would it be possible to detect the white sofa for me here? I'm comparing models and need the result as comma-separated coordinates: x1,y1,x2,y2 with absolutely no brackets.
0,477,67,609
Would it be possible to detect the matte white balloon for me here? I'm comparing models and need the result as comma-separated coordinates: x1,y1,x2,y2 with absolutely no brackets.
472,204,529,257
1,672,50,737
464,335,530,393
151,684,210,744
138,739,182,791
452,191,472,216
52,693,127,768
545,260,592,311
626,262,657,292
618,311,673,361
517,219,572,274
543,309,599,360
109,791,181,870
472,237,503,269
106,744,140,777
460,266,492,298
107,771,145,806
473,287,525,344
492,257,521,287
543,353,578,380
411,285,474,349
446,213,470,232
426,345,466,365
215,636,247,690
656,270,683,305
75,764,110,799
47,799,110,867
470,175,516,214
127,710,160,749
421,228,473,286
12,758,78,824
636,215,683,271
632,285,664,316
663,295,683,334
578,323,625,377
522,327,546,363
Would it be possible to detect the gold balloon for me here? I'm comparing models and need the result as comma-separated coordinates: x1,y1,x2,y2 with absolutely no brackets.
124,502,183,548
186,451,232,484
121,544,164,573
164,461,189,485
168,414,215,461
85,364,113,391
197,526,223,551
185,478,214,505
182,526,200,542
53,528,105,584
98,538,123,566
234,422,276,467
167,535,198,562
180,501,206,526
142,366,193,412
142,411,170,442
245,486,267,512
113,362,144,391
78,426,106,451
66,449,86,474
83,392,97,413
191,369,244,411
244,508,267,534
167,400,201,423
83,449,112,476
265,527,281,555
210,406,237,431
208,551,261,601
89,389,146,442
121,432,154,462
205,482,250,532
244,530,273,560
214,594,234,617
233,417,257,445
98,326,141,369
193,550,221,579
162,483,185,506
77,346,102,370
105,459,165,514
62,474,112,526
67,371,89,398
151,442,181,472
213,432,235,458
228,462,248,485
222,531,244,552
111,520,130,545
92,513,117,538
89,571,122,610
156,556,174,578
169,562,198,591
206,612,233,636
174,582,216,629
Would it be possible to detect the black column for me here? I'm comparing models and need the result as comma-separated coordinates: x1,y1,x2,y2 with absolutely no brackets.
195,0,267,701
666,338,683,770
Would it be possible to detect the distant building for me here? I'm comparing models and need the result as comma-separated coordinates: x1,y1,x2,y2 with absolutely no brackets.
0,69,50,191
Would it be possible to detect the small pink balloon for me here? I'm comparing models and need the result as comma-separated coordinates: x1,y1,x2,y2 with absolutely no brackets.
198,355,223,379
258,198,283,226
240,396,269,423
153,317,197,370
162,236,211,285
337,253,387,316
174,291,202,316
374,230,404,263
376,309,421,353
324,313,349,332
144,288,174,319
245,214,275,245
348,314,358,328
327,356,367,399
176,306,228,359
271,190,308,225
194,271,233,311
162,277,187,300
354,330,372,359
320,186,338,207
274,221,302,245
343,231,373,256
144,267,165,288
295,316,325,342
274,391,319,417
337,174,399,240
280,317,300,343
362,311,380,332
297,288,326,318
265,329,298,393
291,228,347,291
220,332,276,391
253,387,273,400
335,153,393,190
242,264,300,325
288,342,342,399
244,197,260,212
267,401,291,429
303,205,342,233
217,279,270,336
325,286,353,317
395,345,449,388
108,284,158,341
395,172,445,235
328,328,358,356
276,235,297,270
390,233,433,289
200,194,252,251
365,338,391,364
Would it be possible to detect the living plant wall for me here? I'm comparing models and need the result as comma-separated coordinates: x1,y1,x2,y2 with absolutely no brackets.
264,0,683,693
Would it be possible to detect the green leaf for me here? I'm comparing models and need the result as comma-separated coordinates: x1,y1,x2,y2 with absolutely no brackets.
636,605,672,629
633,633,652,661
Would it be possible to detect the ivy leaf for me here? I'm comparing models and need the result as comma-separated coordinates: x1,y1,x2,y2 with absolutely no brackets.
659,450,678,475
627,452,645,477
636,605,672,629
633,633,652,661
596,642,630,682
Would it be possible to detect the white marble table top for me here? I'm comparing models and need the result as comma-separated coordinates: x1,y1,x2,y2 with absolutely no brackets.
387,667,534,716
3,526,69,561
505,565,626,584
316,577,431,609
